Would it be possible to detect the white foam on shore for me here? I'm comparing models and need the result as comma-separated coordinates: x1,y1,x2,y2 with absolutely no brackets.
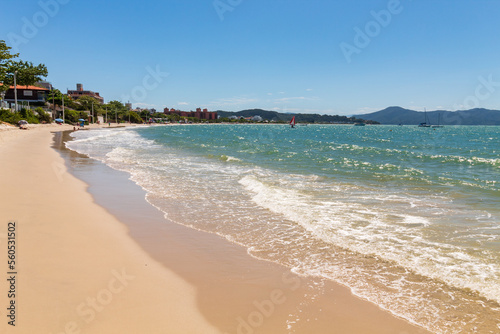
238,174,500,304
65,126,500,334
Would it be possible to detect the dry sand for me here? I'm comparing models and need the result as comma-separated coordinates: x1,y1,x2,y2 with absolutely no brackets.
0,124,432,333
0,125,219,334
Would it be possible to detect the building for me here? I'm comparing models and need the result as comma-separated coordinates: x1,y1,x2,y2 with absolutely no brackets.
163,107,217,120
67,83,104,104
36,81,53,90
1,84,49,108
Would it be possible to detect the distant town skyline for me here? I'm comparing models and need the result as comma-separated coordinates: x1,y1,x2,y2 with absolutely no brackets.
1,0,499,115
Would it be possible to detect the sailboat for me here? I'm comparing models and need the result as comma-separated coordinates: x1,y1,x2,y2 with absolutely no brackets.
290,116,296,128
432,113,444,128
418,108,431,127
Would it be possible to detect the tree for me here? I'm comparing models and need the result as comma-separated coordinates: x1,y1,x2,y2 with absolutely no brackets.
0,40,18,93
104,100,130,123
4,60,47,87
47,89,75,108
74,95,101,112
1,40,48,93
128,111,142,123
71,95,104,123
0,40,47,92
167,113,180,122
64,109,88,124
107,100,127,111
47,89,63,105
153,112,167,119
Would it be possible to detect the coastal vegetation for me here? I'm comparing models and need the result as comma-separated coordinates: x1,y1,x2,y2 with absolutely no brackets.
0,107,51,124
217,109,378,124
0,40,47,93
1,40,50,124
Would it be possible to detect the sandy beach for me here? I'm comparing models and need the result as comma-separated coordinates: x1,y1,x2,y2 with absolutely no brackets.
0,124,219,334
0,125,431,334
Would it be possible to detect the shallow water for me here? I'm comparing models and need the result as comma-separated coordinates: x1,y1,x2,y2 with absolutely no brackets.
67,124,500,333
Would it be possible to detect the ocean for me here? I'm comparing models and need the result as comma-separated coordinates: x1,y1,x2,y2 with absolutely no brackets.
66,124,500,334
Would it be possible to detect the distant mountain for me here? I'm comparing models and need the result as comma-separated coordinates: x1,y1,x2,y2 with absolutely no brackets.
354,106,500,125
217,109,378,124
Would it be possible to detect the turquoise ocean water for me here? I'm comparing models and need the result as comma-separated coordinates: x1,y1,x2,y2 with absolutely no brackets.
67,124,500,333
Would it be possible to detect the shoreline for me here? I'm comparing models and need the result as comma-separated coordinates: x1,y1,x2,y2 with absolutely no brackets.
57,126,431,333
0,124,431,333
0,125,219,334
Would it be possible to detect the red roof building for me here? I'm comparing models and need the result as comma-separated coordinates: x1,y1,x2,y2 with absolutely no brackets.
163,107,217,120
0,83,49,107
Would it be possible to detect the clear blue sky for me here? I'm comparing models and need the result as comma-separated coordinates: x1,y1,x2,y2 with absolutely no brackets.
1,0,499,115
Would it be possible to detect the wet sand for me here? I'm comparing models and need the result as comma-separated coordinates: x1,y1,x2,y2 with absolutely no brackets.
51,128,431,334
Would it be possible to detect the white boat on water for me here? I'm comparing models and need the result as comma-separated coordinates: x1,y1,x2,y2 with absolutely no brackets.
432,113,444,128
418,108,431,127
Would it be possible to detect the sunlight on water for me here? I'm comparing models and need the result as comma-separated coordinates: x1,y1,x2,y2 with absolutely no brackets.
67,124,500,334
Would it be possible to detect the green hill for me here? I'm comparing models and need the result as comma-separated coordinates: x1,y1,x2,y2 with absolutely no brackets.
354,106,500,125
217,109,378,124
